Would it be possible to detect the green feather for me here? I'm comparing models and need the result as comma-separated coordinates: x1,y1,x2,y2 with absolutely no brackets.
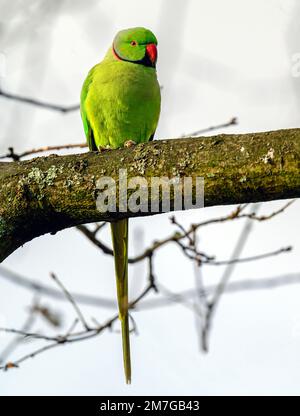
111,219,131,384
81,52,160,149
80,65,98,151
114,27,157,63
80,27,161,383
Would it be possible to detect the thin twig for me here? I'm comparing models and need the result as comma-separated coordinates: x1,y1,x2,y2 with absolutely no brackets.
0,297,39,363
77,201,294,264
0,203,294,311
200,203,260,352
0,201,294,370
138,273,300,310
0,281,156,371
0,117,237,160
50,272,90,330
0,88,80,113
181,117,238,138
0,143,87,161
202,246,291,266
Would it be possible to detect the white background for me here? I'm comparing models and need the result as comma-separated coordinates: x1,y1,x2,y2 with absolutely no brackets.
0,0,300,395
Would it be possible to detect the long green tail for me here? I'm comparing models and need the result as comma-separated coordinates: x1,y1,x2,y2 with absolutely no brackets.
110,218,131,384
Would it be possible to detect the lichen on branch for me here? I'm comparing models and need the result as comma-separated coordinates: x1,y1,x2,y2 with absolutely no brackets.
0,128,299,262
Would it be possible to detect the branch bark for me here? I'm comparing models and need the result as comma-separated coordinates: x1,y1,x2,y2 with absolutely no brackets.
0,128,299,262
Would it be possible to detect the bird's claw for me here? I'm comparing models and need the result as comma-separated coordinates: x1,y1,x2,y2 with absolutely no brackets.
124,140,137,148
97,145,111,153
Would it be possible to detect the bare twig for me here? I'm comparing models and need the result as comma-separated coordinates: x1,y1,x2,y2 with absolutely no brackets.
181,117,238,138
0,117,237,161
50,273,90,330
202,246,291,266
200,203,261,352
0,118,236,161
0,296,39,363
0,143,87,161
76,225,113,257
138,273,300,309
77,201,294,265
0,88,80,113
2,265,299,311
0,280,156,371
30,304,61,327
0,264,116,308
0,201,295,371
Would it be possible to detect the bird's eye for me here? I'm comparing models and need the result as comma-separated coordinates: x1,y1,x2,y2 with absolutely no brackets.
130,40,137,46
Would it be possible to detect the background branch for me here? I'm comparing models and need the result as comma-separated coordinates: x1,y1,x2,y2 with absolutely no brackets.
0,88,80,113
0,201,295,369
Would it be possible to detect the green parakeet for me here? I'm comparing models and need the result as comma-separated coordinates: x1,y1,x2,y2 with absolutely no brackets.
80,27,161,383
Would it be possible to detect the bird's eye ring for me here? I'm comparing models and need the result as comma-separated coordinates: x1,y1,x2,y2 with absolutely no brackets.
130,41,137,46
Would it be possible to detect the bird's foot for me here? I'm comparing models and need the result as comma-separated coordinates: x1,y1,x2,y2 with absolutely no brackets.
97,145,111,153
124,140,137,148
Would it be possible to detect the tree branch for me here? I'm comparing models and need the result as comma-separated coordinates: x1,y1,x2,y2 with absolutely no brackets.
0,128,299,262
0,88,80,113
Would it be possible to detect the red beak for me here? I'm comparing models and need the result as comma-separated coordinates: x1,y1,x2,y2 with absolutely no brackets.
146,43,157,66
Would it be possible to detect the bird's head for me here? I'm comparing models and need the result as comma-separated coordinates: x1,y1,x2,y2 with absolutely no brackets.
112,27,158,68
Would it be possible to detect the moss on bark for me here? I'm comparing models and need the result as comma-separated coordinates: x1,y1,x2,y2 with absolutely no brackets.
0,128,299,262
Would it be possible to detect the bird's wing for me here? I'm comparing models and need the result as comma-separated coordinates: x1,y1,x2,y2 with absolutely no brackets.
80,65,97,151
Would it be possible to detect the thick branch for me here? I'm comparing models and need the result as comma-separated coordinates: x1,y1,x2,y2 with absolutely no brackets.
0,128,299,262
